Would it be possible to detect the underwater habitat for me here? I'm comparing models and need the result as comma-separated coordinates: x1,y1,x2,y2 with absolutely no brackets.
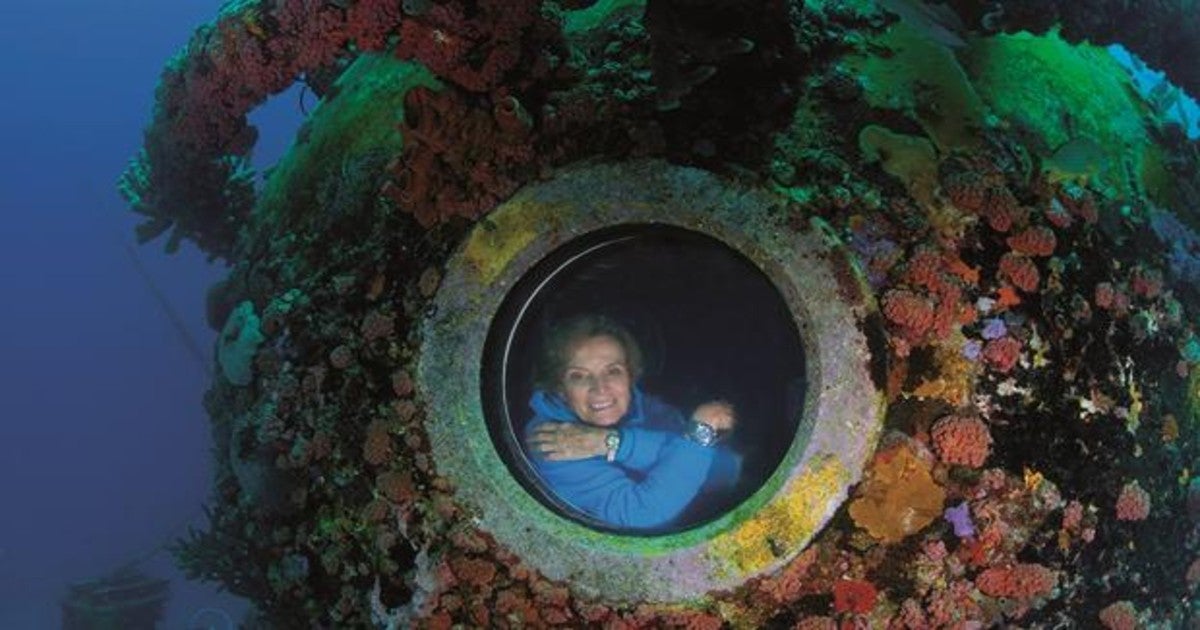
18,0,1200,627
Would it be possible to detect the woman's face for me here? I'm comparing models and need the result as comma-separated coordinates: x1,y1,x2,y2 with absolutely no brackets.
560,335,632,427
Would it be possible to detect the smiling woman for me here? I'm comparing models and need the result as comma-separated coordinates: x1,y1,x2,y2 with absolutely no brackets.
520,313,745,531
486,226,801,534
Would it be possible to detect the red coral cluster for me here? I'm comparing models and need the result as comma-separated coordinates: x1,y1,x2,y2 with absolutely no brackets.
881,246,974,355
124,0,572,257
395,0,548,93
832,579,878,614
384,87,538,227
165,0,402,155
981,187,1028,233
882,289,936,349
998,252,1040,293
930,413,992,468
1006,226,1057,257
947,182,1025,233
941,171,989,214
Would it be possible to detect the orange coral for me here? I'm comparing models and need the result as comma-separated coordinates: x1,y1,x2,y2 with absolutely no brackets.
981,186,1025,233
999,252,1040,293
848,438,946,543
994,285,1022,309
931,413,992,468
942,171,988,214
944,254,980,285
882,289,936,343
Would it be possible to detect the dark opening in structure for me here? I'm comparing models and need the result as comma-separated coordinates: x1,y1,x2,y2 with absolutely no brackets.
482,224,805,534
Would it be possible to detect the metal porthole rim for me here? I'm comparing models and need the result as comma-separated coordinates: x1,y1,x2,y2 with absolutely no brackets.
420,159,885,603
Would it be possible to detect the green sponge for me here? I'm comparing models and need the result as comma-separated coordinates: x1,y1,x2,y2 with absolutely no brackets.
218,301,265,386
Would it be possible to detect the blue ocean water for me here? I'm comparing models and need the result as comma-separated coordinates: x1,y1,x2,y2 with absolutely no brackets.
0,2,300,627
1109,44,1200,140
2,2,1197,627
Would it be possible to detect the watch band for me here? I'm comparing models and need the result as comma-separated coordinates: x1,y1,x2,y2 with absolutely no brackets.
604,429,621,462
683,419,720,447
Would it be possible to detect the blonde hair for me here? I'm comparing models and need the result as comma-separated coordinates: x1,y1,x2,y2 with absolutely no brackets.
534,314,643,391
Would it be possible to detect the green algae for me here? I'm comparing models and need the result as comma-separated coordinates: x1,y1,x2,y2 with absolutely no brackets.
255,54,441,227
960,30,1166,201
563,0,645,35
858,123,939,207
845,22,987,152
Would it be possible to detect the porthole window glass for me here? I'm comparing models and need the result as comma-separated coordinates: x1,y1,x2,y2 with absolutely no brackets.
482,224,805,534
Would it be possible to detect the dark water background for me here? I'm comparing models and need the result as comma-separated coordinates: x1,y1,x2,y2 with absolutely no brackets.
0,2,302,626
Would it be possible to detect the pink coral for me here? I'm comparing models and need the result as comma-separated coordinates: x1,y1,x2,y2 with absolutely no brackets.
1062,499,1084,532
982,336,1022,373
1098,600,1140,630
931,414,992,468
1129,266,1163,299
975,563,1057,600
924,578,983,627
1115,480,1151,521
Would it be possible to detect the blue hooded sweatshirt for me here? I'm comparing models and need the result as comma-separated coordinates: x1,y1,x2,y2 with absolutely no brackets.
525,386,741,529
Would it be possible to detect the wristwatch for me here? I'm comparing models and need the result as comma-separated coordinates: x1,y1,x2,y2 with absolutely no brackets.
604,429,621,462
683,419,720,447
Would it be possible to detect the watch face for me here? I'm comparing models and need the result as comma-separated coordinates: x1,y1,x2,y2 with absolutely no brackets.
605,431,621,450
688,421,718,446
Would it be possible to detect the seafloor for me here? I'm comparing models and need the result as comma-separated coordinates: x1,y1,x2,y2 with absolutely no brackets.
123,0,1200,627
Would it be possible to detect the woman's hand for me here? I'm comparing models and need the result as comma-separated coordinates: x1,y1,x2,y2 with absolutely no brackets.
692,400,737,432
527,422,609,461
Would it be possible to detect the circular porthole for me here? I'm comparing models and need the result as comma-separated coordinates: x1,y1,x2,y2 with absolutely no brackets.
481,224,806,534
420,160,885,602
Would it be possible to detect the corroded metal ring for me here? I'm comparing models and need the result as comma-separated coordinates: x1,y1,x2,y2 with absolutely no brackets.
420,159,886,603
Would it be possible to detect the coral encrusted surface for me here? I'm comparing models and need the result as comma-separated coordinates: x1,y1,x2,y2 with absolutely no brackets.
126,0,1200,626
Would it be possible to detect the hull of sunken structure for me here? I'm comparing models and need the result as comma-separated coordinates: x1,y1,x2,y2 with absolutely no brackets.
124,0,1200,627
61,569,170,630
